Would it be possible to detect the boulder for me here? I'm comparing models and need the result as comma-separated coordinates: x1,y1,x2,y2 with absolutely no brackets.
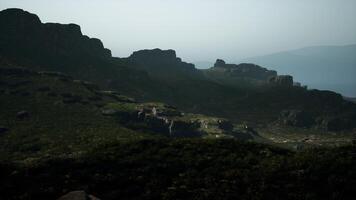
57,190,100,200
16,110,29,120
279,110,315,128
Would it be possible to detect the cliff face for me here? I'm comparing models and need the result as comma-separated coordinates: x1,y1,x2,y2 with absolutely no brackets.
0,8,111,64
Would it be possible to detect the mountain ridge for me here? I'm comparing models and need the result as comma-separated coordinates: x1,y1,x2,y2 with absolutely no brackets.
240,44,356,97
1,8,356,132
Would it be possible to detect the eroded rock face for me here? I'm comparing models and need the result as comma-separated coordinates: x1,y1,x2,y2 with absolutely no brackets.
212,59,277,81
279,110,315,128
269,75,294,87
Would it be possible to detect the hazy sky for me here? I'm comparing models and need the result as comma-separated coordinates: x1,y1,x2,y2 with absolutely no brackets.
1,0,356,62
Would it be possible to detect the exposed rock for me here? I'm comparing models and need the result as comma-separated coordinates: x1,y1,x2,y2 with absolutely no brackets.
0,8,111,59
214,59,226,67
16,110,29,120
212,59,277,81
57,190,100,200
269,75,293,87
279,110,315,128
127,48,203,80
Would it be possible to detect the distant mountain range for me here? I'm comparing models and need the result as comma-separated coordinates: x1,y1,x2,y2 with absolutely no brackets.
239,45,356,97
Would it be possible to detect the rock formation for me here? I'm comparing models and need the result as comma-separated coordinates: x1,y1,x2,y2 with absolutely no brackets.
269,75,294,87
127,48,204,80
211,59,277,81
0,8,111,61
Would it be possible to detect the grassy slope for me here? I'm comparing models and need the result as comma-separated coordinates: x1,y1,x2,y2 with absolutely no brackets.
0,68,154,161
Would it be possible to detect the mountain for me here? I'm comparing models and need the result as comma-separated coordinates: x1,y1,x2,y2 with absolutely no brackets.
1,8,356,132
0,8,156,99
1,8,356,200
240,45,356,97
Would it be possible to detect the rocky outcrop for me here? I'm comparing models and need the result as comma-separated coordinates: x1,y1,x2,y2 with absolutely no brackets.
57,190,100,200
211,59,277,81
127,48,204,80
279,110,315,128
214,59,226,67
269,75,294,87
0,8,111,60
101,101,235,137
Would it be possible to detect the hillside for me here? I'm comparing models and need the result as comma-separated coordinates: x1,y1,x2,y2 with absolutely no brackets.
240,45,356,97
1,8,356,132
0,7,356,200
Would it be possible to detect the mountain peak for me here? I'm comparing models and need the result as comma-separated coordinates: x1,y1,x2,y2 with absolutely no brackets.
0,8,41,27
